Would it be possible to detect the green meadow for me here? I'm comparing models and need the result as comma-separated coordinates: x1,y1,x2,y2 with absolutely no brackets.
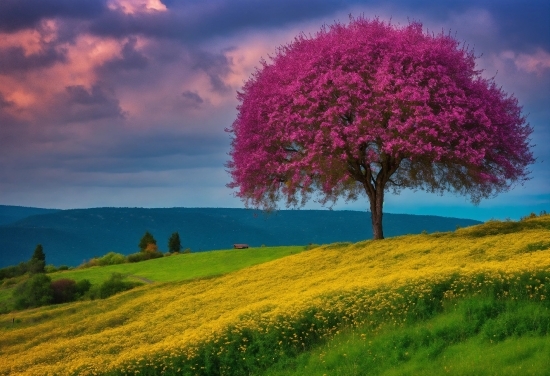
49,245,304,285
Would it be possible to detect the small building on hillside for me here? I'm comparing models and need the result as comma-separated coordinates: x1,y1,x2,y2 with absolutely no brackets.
233,244,249,249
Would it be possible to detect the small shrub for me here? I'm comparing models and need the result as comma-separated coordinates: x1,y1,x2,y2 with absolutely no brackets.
75,279,92,297
126,252,147,263
85,258,100,268
126,250,163,263
45,264,58,273
14,274,53,309
51,278,77,304
1,277,21,288
182,248,191,254
520,212,538,221
98,273,141,299
98,252,126,266
58,265,70,271
0,265,20,281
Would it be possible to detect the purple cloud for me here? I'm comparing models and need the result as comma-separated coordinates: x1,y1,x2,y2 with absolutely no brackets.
53,84,126,123
0,0,547,219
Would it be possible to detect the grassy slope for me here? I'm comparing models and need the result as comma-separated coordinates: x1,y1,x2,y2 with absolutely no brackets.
0,246,303,311
50,245,304,284
0,216,549,375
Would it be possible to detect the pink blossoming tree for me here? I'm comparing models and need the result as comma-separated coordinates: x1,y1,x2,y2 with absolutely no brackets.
227,17,534,240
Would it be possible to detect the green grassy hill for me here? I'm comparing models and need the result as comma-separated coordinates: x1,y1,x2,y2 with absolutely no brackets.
50,245,304,285
0,215,549,375
0,245,303,311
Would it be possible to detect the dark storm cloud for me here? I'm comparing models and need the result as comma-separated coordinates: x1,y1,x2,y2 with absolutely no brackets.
100,37,149,72
54,84,126,123
1,0,547,54
0,45,66,73
190,49,232,93
488,0,550,51
0,0,548,212
394,0,550,52
23,130,229,176
83,0,549,54
181,91,204,109
87,0,349,42
0,0,106,32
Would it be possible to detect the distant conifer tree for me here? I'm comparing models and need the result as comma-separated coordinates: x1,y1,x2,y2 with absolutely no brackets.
28,244,46,274
139,231,157,251
168,232,182,253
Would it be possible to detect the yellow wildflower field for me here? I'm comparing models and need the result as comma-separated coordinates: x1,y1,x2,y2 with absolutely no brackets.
0,216,549,375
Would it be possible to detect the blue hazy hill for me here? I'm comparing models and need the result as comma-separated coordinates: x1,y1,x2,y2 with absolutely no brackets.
0,206,481,267
0,205,60,225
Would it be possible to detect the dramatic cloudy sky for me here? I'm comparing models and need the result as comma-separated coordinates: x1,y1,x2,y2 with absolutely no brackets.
0,0,548,220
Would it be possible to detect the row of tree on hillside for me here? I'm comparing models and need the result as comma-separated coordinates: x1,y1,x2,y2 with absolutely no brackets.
1,233,189,312
77,231,190,268
139,231,183,254
0,231,189,278
0,244,47,280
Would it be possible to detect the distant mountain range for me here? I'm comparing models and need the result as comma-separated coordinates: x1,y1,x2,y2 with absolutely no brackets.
0,206,481,268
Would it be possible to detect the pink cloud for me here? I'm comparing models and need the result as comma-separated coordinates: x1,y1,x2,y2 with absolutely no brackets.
501,48,550,75
107,0,167,14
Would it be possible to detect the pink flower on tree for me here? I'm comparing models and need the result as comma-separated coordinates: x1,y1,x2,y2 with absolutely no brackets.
226,17,534,240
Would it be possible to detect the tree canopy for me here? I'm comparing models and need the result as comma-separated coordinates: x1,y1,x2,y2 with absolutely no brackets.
139,231,157,251
168,232,182,253
227,17,534,239
28,244,46,274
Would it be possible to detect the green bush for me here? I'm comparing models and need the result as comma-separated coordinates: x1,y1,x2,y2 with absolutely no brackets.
0,264,26,280
75,279,92,297
98,252,126,266
14,274,53,309
1,276,21,288
45,264,58,273
97,273,141,299
126,250,164,263
126,252,147,263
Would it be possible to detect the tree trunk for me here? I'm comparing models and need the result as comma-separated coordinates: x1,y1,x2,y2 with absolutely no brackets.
368,188,384,240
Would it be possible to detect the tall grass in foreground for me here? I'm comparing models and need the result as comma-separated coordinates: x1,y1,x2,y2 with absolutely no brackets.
263,299,550,375
0,215,549,375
